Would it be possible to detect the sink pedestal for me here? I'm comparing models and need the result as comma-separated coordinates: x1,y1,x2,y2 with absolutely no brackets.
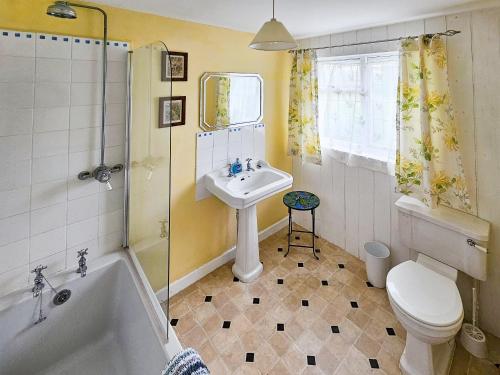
232,206,263,282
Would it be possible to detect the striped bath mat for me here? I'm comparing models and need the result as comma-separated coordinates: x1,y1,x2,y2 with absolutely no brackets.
162,348,210,375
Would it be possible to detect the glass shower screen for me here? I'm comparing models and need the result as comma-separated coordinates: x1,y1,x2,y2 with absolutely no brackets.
126,42,172,300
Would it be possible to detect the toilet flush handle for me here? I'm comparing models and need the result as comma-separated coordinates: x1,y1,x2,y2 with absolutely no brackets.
467,239,487,254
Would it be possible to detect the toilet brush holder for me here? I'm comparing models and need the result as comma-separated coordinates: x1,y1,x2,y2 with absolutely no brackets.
460,280,487,359
461,323,487,358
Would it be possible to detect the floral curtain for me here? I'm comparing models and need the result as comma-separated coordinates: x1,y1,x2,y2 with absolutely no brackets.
216,77,230,125
396,36,471,211
288,50,322,165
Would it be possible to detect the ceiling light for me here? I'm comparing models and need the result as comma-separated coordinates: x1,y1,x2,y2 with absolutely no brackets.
249,0,297,51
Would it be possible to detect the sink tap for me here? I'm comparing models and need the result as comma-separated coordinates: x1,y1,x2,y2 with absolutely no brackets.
31,265,47,298
246,158,254,172
77,248,88,277
227,163,234,177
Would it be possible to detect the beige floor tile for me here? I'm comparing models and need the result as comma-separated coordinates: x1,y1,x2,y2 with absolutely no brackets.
169,225,500,375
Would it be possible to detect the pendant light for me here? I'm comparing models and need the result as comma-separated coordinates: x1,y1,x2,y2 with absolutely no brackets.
249,0,297,51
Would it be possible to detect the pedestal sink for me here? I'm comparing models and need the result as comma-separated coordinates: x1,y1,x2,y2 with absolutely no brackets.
204,161,293,282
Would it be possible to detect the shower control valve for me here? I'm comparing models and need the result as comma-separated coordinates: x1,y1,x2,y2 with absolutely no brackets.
78,164,124,187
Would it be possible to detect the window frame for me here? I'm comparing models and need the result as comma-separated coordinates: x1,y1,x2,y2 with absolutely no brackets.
317,51,399,163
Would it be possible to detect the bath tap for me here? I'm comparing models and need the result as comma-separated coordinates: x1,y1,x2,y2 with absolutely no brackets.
159,219,168,239
246,158,254,172
77,248,88,277
31,265,47,298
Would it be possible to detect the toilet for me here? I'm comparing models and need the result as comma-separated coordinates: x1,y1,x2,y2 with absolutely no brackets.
387,196,489,375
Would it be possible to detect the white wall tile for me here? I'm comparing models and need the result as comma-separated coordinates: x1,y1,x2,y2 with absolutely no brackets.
106,83,126,104
0,239,29,274
36,58,71,82
0,108,33,136
71,38,102,61
35,82,70,108
0,29,127,288
106,103,126,125
67,238,98,262
67,177,99,201
106,61,127,82
68,149,99,177
67,194,99,225
228,127,242,161
99,187,123,214
32,154,69,184
0,30,35,57
33,130,69,158
98,230,123,256
69,127,100,152
70,105,101,129
71,83,101,106
30,202,67,236
34,107,69,132
29,250,66,280
71,60,99,83
66,216,98,248
30,226,66,261
212,129,229,163
0,135,32,161
241,125,254,162
0,265,29,295
0,187,30,219
105,125,125,148
31,179,67,210
0,159,31,192
0,56,35,82
35,34,71,59
0,83,34,109
254,124,266,161
99,209,123,236
107,42,129,62
0,213,29,247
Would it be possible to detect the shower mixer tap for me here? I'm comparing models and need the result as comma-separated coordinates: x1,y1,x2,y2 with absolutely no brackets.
78,164,123,190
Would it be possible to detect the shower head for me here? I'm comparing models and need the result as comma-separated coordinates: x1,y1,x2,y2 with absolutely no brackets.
46,1,77,19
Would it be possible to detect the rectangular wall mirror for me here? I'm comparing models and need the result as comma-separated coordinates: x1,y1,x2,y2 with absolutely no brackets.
200,72,263,131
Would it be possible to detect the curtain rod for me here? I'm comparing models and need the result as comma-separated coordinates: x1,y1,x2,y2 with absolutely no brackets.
291,29,461,52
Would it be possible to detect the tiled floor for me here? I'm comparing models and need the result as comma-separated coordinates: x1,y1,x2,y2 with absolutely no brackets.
165,226,500,374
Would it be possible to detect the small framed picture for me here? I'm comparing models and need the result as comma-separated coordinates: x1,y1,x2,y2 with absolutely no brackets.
161,51,188,81
159,96,186,128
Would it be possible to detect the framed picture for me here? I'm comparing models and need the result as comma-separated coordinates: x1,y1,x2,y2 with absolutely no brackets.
161,51,188,81
159,96,186,128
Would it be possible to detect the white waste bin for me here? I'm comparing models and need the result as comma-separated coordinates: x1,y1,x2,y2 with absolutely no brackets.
364,242,391,288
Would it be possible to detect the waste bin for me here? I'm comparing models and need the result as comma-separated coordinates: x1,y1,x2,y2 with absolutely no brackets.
364,242,391,288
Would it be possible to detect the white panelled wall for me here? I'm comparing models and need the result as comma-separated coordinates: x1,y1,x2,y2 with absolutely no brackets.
293,7,500,337
195,124,266,200
0,29,128,296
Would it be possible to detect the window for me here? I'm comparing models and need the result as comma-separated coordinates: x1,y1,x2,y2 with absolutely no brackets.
318,52,399,170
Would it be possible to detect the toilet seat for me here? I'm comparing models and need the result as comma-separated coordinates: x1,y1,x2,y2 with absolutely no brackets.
387,261,463,328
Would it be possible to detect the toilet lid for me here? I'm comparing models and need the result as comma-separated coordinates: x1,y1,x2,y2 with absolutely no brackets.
386,261,463,327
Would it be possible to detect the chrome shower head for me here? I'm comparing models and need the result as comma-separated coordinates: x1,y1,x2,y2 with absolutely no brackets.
46,1,77,19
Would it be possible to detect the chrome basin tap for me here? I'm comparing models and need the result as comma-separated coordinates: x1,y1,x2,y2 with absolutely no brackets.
246,158,254,172
77,248,88,277
31,265,47,298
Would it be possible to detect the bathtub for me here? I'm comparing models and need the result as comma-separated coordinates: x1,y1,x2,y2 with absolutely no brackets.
0,250,181,375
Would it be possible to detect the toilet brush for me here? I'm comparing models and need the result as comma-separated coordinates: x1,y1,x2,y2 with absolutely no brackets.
460,279,488,358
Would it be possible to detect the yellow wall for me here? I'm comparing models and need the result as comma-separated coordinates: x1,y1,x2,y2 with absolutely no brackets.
0,0,291,284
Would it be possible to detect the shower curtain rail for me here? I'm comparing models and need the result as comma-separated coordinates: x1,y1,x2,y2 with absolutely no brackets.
291,29,461,52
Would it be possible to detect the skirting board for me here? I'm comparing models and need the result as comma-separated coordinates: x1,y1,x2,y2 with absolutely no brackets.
156,216,288,303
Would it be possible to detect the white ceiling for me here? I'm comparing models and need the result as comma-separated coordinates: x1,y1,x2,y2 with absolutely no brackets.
93,0,489,38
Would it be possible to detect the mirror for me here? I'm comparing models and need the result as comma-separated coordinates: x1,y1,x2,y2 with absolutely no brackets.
200,72,263,131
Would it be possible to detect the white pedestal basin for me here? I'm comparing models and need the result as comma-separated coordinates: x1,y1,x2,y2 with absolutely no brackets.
204,161,293,282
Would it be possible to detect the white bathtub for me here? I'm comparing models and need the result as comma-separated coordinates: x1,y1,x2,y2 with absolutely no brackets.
0,250,181,375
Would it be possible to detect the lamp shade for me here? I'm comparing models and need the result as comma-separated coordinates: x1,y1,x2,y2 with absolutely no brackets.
249,18,297,51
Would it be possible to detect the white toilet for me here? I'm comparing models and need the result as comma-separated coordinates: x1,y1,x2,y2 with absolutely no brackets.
387,196,489,375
